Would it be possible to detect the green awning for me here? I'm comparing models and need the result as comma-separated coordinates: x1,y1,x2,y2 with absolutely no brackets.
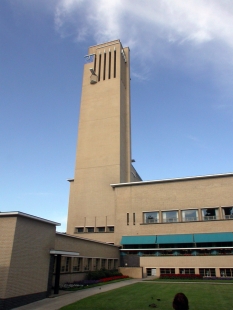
121,235,156,245
157,234,194,244
194,232,233,243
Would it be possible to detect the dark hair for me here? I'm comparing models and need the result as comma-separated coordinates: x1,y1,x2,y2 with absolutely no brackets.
173,293,189,310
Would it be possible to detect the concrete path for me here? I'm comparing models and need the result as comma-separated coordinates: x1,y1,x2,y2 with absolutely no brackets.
13,279,141,310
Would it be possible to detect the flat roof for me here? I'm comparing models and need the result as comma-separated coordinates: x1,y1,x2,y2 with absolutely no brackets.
56,232,119,247
0,211,60,226
111,172,233,188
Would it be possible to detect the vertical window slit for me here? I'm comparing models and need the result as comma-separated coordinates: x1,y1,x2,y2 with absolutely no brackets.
98,54,101,81
103,53,106,80
108,52,111,79
127,213,129,225
133,213,135,225
114,50,116,78
94,55,96,72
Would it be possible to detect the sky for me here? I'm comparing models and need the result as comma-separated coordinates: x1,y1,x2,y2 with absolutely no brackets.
1,0,233,232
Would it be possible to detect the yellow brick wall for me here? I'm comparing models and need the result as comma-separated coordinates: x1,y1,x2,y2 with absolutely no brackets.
114,175,233,244
4,216,55,299
0,217,17,299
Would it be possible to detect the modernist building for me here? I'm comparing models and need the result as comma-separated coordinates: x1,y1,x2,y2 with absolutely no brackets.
1,39,233,309
0,212,119,309
67,39,233,278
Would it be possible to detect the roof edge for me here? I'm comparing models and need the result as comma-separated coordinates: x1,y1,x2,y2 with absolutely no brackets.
56,232,119,247
111,172,233,188
0,211,60,226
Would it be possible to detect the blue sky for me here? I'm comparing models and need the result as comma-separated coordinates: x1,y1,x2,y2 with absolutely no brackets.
1,0,233,232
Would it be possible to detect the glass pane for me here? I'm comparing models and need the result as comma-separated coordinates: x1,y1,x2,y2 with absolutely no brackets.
182,210,198,221
202,208,218,220
144,212,158,223
223,207,233,219
162,211,178,222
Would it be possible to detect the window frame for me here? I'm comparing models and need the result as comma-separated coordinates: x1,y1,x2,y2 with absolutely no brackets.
143,211,159,224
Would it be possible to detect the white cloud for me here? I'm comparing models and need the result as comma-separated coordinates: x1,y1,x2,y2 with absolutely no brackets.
54,0,233,81
54,0,233,46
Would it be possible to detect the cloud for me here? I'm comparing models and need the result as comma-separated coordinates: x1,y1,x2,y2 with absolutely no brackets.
54,0,233,81
54,0,233,47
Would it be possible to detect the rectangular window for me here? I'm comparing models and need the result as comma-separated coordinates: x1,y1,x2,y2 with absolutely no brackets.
108,51,111,79
87,227,94,232
127,213,129,225
101,259,106,269
76,227,84,233
60,257,66,272
94,54,96,72
65,257,70,272
95,258,100,270
202,208,219,221
73,257,82,272
61,257,70,272
222,207,233,219
179,268,195,274
162,211,178,223
97,227,105,232
220,268,233,277
160,268,175,274
133,213,135,225
199,268,216,277
108,226,114,232
144,211,159,224
87,258,92,270
182,209,198,222
103,52,106,80
108,260,112,270
114,50,116,78
98,54,101,81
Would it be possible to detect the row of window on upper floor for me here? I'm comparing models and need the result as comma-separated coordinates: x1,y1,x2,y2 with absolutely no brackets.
143,206,233,224
160,268,233,277
57,256,118,273
75,226,114,233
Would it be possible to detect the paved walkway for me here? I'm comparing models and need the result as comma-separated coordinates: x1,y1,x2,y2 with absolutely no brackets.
13,279,141,310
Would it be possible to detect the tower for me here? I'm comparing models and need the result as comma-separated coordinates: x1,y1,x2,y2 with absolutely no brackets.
66,40,132,243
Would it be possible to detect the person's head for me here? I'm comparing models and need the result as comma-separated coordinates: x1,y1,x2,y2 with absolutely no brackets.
172,293,189,310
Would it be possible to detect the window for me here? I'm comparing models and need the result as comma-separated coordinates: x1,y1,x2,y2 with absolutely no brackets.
202,208,219,221
76,227,84,233
87,258,92,270
133,213,135,225
101,259,106,269
87,227,94,232
144,212,159,224
220,268,233,277
61,257,70,272
222,207,233,219
73,257,82,272
179,268,195,274
108,226,114,232
199,268,216,277
162,211,178,223
127,213,129,225
65,257,70,272
95,258,100,270
108,259,112,269
60,257,66,272
97,227,105,232
160,268,175,274
182,209,198,222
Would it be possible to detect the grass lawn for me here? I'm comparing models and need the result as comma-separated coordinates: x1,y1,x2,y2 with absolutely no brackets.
60,282,233,310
